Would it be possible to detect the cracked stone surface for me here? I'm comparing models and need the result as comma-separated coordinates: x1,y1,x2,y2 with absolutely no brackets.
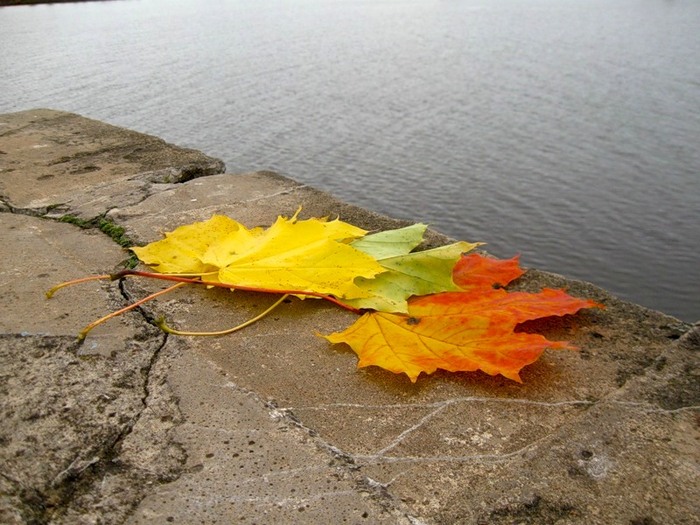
1,109,698,524
127,342,405,524
0,213,180,524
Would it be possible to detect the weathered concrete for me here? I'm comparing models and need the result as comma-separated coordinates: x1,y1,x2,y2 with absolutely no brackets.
0,109,224,219
1,109,698,524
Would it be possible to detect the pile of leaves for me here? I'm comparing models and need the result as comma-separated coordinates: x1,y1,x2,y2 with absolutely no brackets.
49,210,601,383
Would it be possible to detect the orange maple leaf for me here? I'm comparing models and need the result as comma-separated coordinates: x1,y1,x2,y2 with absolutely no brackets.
453,253,525,289
325,253,602,382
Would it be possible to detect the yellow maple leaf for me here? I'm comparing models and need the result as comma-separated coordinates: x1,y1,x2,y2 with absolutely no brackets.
131,211,385,299
131,214,255,275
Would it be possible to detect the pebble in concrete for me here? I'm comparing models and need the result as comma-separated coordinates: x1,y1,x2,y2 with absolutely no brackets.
1,109,698,524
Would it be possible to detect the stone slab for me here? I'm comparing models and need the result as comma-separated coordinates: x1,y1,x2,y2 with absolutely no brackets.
0,109,225,218
0,214,179,524
127,345,404,524
1,110,697,524
0,213,136,351
115,173,698,525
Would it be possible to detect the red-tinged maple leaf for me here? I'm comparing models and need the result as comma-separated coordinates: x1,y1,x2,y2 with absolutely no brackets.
324,288,602,383
453,253,525,289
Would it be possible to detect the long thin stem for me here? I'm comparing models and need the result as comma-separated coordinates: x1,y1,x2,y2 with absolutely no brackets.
157,294,290,337
46,274,112,298
113,269,362,313
77,282,186,341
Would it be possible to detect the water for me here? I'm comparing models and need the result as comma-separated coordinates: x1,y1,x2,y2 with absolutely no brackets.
1,0,698,322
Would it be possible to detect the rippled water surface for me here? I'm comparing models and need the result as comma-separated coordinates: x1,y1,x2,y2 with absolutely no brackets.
1,0,699,321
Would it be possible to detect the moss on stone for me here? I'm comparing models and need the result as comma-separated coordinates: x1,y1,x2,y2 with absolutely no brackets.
58,214,138,268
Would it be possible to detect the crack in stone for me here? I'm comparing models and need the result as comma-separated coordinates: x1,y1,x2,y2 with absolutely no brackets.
268,396,597,493
117,279,170,416
187,378,420,520
0,195,67,218
263,399,427,521
609,401,700,414
278,395,699,469
375,404,449,456
356,439,553,466
283,397,598,411
10,283,179,524
21,426,130,524
283,396,698,426
38,339,170,524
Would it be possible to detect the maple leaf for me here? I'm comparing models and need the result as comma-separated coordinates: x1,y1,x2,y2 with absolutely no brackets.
453,253,525,289
131,211,385,299
324,288,601,383
343,224,482,313
131,214,259,275
350,223,428,258
346,242,480,312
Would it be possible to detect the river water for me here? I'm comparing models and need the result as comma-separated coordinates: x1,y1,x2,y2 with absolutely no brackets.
1,0,698,321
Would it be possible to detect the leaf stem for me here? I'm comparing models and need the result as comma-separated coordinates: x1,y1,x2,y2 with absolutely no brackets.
77,282,186,341
157,294,290,337
112,269,362,313
46,274,112,298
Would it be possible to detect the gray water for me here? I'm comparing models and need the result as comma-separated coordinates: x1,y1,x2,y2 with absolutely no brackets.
1,0,699,322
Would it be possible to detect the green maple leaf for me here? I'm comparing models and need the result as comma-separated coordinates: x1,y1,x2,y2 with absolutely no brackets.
344,225,481,313
350,223,428,258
